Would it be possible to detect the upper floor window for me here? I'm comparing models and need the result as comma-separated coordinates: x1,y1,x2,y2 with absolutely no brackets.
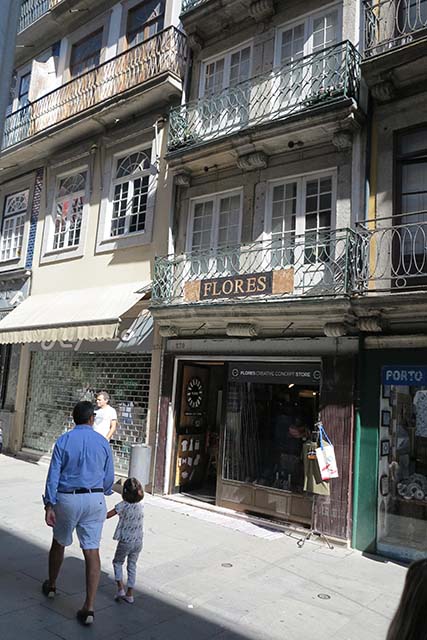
0,190,29,262
111,151,151,237
267,173,334,266
276,8,340,66
201,44,251,97
127,1,164,47
188,191,242,252
70,29,103,78
18,72,31,107
53,172,87,250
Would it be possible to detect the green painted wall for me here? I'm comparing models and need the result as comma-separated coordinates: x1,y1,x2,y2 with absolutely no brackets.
352,347,427,552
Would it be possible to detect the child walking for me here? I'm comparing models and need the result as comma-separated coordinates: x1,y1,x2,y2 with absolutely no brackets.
107,477,144,604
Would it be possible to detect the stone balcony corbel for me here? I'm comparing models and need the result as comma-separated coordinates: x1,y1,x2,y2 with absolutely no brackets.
174,169,192,187
187,32,203,53
249,0,275,22
357,314,384,333
236,150,268,171
371,76,396,103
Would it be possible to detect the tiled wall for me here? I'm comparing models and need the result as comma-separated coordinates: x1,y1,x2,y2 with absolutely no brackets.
23,351,152,473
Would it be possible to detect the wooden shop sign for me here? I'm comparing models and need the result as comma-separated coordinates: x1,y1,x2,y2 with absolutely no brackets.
183,268,294,302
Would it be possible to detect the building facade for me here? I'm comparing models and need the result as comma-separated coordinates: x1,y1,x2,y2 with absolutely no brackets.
352,0,427,562
0,0,186,473
151,0,366,544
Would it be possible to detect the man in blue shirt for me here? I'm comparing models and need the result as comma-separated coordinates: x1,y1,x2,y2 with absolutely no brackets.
43,400,115,626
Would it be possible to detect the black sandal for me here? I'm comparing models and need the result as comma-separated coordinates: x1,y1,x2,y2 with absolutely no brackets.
42,580,56,599
76,609,94,625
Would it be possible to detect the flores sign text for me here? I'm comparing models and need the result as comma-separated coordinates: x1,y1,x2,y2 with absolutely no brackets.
184,268,294,302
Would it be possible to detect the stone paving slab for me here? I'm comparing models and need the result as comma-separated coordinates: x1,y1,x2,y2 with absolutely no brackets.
0,455,407,640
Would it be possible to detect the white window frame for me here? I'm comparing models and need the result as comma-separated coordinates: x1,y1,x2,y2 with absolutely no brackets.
274,3,343,66
0,191,28,263
61,15,110,84
198,40,254,98
52,171,87,251
0,175,34,271
96,142,157,253
41,163,90,264
265,170,337,239
186,188,244,254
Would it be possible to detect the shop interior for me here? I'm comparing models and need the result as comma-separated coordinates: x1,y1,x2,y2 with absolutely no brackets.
377,383,427,560
222,380,319,492
172,360,320,506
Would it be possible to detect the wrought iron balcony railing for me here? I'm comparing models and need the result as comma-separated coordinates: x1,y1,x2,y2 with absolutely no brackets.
354,212,427,292
3,27,186,150
152,228,358,305
181,0,209,13
364,0,427,56
168,41,360,151
19,0,63,33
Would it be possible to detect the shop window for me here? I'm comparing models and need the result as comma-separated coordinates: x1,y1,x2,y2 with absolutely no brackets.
52,172,86,251
110,150,151,237
0,345,11,409
126,1,164,47
69,29,103,78
223,376,319,493
0,190,29,262
377,372,427,561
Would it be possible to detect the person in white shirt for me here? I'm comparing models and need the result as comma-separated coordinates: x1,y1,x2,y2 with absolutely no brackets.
94,391,117,441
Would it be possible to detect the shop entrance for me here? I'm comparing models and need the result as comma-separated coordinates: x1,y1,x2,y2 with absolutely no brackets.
172,359,322,523
377,369,427,561
172,361,225,503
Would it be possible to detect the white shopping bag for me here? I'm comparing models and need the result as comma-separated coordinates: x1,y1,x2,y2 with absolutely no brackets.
315,424,339,481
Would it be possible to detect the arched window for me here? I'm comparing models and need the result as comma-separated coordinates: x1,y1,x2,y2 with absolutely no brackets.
53,171,87,250
0,190,29,262
111,150,151,237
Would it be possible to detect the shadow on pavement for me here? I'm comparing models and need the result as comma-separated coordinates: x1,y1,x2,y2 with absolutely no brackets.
0,525,254,640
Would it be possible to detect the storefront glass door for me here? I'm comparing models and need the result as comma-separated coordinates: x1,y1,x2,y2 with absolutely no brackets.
377,367,427,561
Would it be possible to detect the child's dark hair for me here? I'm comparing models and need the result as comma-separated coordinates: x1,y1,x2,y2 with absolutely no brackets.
122,477,144,503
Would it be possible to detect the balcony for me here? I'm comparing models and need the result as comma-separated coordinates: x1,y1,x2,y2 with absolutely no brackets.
2,27,187,157
152,228,358,306
168,41,360,153
364,0,427,56
362,0,427,96
355,213,427,293
19,0,63,33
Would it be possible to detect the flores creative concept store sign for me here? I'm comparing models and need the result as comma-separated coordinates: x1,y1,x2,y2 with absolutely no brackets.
229,362,322,386
183,268,294,302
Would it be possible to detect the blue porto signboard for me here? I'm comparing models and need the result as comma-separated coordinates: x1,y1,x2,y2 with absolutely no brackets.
382,365,427,386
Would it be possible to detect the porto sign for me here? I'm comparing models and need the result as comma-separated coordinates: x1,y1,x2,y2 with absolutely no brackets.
382,365,427,386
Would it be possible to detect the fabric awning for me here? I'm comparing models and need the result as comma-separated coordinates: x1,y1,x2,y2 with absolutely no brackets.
0,281,150,344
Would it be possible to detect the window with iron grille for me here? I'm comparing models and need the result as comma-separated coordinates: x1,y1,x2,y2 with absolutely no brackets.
70,29,103,78
110,151,151,237
127,0,164,47
52,172,86,250
0,190,28,262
